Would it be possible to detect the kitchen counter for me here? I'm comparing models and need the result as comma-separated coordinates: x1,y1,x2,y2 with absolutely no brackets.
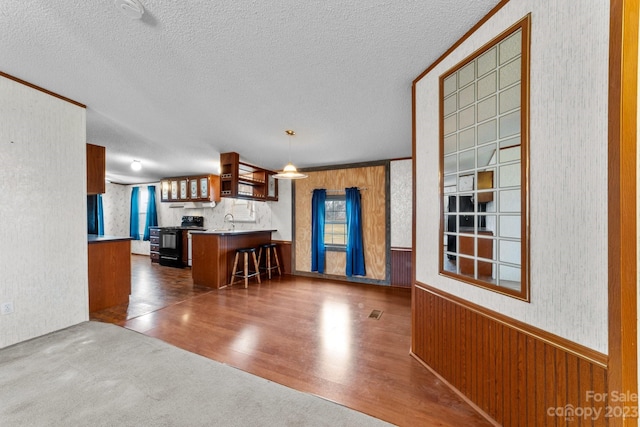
88,234,132,243
87,235,131,312
191,229,276,289
189,229,271,235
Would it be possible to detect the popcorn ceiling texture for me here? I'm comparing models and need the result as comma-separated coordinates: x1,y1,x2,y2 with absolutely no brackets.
0,0,500,184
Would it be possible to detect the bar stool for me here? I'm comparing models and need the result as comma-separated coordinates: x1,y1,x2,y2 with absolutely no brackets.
229,247,261,288
257,243,282,279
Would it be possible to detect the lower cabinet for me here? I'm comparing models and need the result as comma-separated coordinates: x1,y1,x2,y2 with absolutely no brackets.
150,228,160,263
88,238,131,312
181,232,188,267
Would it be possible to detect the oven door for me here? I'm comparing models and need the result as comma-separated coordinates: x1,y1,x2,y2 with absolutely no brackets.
159,229,183,267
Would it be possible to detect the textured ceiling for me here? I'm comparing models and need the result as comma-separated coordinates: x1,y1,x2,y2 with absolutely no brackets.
1,0,500,184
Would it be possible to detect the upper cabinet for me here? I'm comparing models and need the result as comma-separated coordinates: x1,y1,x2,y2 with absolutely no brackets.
160,174,220,203
86,143,105,195
220,152,278,201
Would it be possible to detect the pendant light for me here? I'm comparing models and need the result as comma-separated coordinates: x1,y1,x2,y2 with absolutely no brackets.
274,130,308,179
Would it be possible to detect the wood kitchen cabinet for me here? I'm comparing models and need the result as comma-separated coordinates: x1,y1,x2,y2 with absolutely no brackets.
160,179,180,202
189,175,221,202
160,174,220,203
88,236,131,311
220,152,278,201
86,143,105,195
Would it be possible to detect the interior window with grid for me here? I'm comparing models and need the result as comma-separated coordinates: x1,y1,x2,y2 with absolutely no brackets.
324,196,346,247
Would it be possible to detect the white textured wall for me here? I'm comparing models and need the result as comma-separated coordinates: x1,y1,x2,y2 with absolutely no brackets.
391,159,412,248
0,76,87,348
102,182,128,236
268,179,292,241
415,1,609,352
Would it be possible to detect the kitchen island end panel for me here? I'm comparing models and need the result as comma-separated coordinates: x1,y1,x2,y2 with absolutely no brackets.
88,236,131,312
191,231,274,289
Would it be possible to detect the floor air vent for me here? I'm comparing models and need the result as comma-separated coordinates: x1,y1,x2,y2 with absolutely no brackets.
369,310,383,320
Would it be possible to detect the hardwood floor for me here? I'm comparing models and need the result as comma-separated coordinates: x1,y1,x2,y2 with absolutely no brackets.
91,255,492,426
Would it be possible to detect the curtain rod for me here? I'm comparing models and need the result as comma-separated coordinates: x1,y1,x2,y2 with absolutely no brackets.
311,187,368,193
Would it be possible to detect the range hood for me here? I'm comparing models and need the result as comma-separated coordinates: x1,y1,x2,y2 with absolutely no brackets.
168,201,216,209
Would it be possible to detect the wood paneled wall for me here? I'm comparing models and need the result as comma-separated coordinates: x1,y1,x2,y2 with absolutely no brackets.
272,240,292,275
88,240,132,312
294,165,387,281
390,248,412,288
412,284,609,426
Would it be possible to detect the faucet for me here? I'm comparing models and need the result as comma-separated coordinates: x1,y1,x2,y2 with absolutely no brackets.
224,213,235,230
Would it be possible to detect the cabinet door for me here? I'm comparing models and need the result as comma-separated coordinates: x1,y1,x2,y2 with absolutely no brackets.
190,179,199,200
86,143,106,195
199,177,209,199
161,180,170,201
266,173,278,200
170,180,178,201
179,179,188,200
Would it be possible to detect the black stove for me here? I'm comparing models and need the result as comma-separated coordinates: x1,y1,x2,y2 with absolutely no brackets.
159,216,204,267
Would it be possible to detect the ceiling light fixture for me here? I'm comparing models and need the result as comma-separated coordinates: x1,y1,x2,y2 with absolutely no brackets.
130,160,142,171
274,130,308,180
114,0,145,20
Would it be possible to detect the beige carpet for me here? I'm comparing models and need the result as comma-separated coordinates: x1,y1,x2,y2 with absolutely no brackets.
0,321,393,426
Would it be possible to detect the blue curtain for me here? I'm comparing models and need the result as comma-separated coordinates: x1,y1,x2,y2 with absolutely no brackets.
143,185,158,241
345,187,365,277
97,194,104,236
130,187,140,240
87,195,104,236
311,189,326,273
87,195,98,235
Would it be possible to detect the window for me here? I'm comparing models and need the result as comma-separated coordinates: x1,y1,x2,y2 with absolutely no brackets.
324,196,346,247
137,188,149,240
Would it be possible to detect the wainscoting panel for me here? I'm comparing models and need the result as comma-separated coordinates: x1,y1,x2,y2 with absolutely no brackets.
390,248,412,288
272,240,292,275
412,284,608,426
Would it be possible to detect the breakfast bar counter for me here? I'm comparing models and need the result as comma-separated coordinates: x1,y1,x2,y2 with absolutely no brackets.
191,230,275,289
